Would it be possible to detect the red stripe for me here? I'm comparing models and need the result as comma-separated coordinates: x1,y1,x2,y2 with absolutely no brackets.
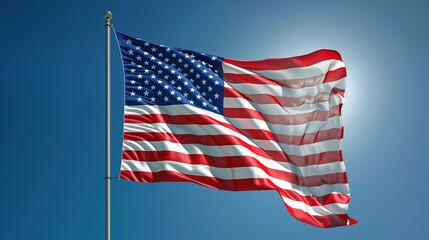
120,170,350,207
224,87,343,107
124,124,342,146
122,150,347,187
283,204,353,228
223,67,346,88
224,104,342,125
123,130,342,164
126,104,342,127
223,49,343,70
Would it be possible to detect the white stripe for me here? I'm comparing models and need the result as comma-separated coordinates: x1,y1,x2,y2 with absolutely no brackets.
224,95,344,115
281,196,348,216
222,60,345,80
227,78,345,98
224,116,342,136
124,120,342,155
125,114,341,137
125,104,227,121
122,140,346,177
121,159,350,199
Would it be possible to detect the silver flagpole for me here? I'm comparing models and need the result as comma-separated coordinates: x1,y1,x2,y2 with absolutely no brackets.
104,10,112,240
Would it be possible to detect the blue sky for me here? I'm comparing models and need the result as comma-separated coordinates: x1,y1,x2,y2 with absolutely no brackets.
1,0,428,239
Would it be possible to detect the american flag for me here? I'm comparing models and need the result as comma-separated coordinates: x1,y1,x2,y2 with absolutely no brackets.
114,29,356,228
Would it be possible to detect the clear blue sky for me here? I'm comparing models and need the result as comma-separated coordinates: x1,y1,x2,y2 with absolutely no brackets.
1,0,428,239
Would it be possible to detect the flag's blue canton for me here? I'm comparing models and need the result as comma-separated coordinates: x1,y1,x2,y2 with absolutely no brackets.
116,31,225,114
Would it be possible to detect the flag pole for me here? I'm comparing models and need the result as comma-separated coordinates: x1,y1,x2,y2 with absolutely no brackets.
104,10,112,240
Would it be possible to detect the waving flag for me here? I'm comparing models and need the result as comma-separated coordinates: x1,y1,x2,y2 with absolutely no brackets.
114,29,356,228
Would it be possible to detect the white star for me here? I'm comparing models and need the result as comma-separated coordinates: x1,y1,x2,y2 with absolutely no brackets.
137,74,143,79
208,98,213,103
144,69,149,73
178,58,183,63
170,69,176,74
170,90,175,95
150,56,155,60
128,49,134,55
184,81,189,86
143,51,149,55
130,91,136,96
164,75,169,80
130,80,136,84
171,80,176,85
151,74,156,79
172,53,177,58
164,58,169,62
157,61,162,65
136,56,142,61
177,96,182,101
144,42,149,46
137,85,143,90
157,90,162,95
151,85,156,90
203,69,207,73
196,64,201,68
214,80,219,85
137,65,143,68
151,47,157,52
177,86,182,91
202,101,207,107
190,100,194,105
184,64,189,68
211,56,216,61
144,61,149,65
190,54,195,58
137,97,142,102
208,75,213,79
144,90,149,96
190,88,195,92
177,75,182,80
157,80,162,84
136,46,141,50
126,39,132,44
213,106,218,111
150,97,156,102
166,47,171,52
130,68,136,73
208,86,213,91
196,94,201,99
201,61,206,66
144,79,149,85
158,53,163,57
196,74,200,78
202,92,206,96
202,80,207,85
164,65,169,69
164,96,169,102
183,92,188,97
164,85,169,89
157,70,162,74
214,93,219,99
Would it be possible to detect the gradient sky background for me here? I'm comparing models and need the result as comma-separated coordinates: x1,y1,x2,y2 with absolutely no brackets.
1,0,428,239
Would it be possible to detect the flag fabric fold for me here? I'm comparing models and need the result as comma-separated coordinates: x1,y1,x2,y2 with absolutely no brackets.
114,29,356,228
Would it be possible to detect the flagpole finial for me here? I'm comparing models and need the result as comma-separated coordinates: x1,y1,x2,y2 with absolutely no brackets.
104,11,112,26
